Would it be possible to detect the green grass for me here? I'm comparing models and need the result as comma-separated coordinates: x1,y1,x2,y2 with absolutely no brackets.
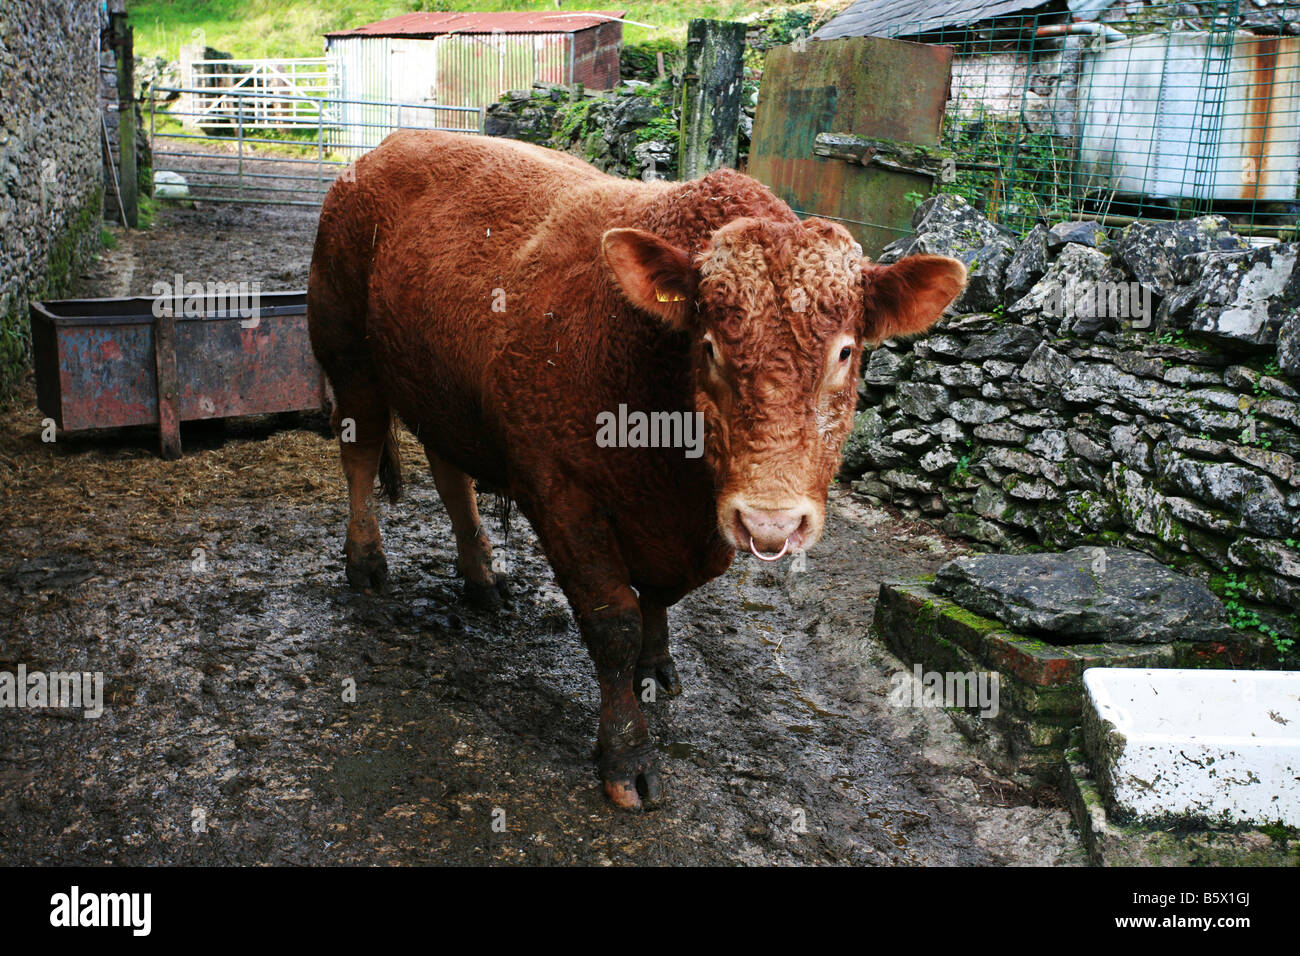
130,0,794,60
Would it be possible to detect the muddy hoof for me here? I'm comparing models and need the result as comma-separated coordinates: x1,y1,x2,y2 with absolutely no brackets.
636,658,683,698
463,578,504,609
345,549,389,593
463,574,512,609
603,768,664,811
598,745,663,811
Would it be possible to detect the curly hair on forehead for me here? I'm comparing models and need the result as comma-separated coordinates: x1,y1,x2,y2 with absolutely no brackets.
644,168,799,252
698,217,865,355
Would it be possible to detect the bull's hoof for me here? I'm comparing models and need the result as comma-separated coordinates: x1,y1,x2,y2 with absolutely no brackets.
345,548,389,593
603,770,663,811
462,574,512,609
636,657,683,698
597,745,663,811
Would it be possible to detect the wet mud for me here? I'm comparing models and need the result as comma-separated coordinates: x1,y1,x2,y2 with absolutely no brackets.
0,202,1083,866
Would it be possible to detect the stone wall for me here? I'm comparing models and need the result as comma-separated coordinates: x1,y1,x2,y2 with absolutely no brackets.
0,1,105,402
485,81,681,181
847,196,1300,661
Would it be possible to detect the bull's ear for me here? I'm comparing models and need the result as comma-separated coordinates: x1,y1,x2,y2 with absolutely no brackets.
602,228,697,329
860,255,967,345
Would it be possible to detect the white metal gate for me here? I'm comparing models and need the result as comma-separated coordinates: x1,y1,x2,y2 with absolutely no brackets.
147,86,483,205
184,56,339,129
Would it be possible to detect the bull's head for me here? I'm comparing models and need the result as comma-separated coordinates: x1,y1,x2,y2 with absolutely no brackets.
603,217,965,560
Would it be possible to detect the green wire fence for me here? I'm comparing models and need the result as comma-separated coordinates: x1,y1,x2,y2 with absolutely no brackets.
879,0,1300,236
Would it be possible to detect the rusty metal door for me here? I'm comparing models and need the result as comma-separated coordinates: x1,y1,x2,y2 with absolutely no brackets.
748,36,954,257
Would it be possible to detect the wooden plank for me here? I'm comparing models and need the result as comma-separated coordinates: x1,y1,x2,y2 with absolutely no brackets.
812,131,950,178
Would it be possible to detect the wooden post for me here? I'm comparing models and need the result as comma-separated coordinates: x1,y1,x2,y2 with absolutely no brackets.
679,19,747,181
153,308,182,460
177,43,199,131
111,13,138,228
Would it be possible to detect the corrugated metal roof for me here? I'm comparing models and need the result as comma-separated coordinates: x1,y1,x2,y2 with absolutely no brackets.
812,0,1050,39
325,10,628,38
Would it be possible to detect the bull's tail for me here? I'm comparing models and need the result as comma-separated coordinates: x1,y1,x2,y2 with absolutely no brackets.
378,428,403,503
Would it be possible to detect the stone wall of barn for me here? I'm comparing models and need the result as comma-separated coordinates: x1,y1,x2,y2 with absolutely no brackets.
845,196,1300,660
0,1,105,402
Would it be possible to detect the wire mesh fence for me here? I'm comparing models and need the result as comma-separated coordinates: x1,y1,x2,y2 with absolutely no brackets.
880,0,1300,237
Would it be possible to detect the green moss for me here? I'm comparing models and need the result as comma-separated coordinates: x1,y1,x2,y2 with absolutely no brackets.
40,186,103,299
941,603,1004,635
1007,635,1051,651
137,191,156,230
0,302,24,402
551,97,597,145
2,184,103,405
1258,822,1300,844
636,116,678,145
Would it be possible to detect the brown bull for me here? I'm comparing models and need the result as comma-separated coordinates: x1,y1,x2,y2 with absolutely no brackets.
307,130,965,809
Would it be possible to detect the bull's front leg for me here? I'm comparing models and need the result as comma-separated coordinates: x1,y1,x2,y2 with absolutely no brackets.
636,592,683,699
583,604,661,810
521,492,662,811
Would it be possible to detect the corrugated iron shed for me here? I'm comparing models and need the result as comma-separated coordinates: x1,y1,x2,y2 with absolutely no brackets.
325,10,626,141
326,11,628,38
813,0,1052,39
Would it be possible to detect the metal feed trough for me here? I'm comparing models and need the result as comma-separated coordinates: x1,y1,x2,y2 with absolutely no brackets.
30,291,326,459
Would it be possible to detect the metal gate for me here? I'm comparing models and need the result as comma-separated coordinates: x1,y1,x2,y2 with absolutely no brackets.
183,56,338,129
147,86,483,206
747,36,954,257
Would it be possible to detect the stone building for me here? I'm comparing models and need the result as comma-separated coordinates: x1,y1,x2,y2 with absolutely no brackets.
0,0,107,401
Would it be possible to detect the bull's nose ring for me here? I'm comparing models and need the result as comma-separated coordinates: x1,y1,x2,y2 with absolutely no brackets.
749,538,790,562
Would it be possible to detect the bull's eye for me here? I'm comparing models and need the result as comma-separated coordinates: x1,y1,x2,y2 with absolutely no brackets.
839,346,853,362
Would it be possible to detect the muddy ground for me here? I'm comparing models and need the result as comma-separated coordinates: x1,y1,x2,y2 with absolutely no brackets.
0,201,1084,865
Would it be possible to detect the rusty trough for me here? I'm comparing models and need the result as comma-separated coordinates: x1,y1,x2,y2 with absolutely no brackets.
30,291,326,459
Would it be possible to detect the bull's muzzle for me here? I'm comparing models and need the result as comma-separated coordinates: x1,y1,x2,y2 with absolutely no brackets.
727,501,816,560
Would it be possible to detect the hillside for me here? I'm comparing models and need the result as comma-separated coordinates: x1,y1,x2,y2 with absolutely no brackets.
128,0,837,59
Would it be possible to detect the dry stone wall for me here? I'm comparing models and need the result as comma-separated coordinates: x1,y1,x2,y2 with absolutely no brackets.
847,196,1300,657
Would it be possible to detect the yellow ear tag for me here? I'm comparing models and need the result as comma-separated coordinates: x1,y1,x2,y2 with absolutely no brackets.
655,289,686,303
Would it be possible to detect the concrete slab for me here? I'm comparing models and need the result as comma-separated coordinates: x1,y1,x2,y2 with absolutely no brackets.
1083,668,1300,828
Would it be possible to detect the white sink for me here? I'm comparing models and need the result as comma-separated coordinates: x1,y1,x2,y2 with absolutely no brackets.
1083,668,1300,828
